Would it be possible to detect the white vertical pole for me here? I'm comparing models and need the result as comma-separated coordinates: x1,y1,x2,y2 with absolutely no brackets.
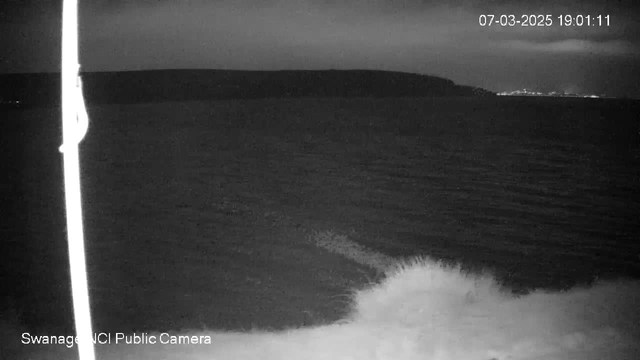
61,0,95,359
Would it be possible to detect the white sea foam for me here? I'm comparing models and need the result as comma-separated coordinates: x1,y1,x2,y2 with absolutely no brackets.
5,256,640,360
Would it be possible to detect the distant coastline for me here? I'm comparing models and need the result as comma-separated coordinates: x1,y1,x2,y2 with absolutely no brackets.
0,69,494,108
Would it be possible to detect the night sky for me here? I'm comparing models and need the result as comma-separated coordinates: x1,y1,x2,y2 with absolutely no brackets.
1,0,639,97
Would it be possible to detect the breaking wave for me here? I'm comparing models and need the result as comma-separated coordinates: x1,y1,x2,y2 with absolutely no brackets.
4,256,640,360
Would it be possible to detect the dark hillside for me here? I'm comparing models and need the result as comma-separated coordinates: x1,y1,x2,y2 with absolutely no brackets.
0,69,494,108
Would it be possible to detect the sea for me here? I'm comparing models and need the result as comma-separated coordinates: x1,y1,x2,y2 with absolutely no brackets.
1,96,639,335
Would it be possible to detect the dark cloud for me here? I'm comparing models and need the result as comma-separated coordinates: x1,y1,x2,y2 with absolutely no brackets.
1,0,639,96
0,0,60,24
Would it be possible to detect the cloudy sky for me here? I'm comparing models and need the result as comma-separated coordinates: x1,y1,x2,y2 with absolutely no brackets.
1,0,639,97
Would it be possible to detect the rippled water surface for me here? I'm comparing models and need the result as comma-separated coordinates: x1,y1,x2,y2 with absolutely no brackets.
3,96,639,332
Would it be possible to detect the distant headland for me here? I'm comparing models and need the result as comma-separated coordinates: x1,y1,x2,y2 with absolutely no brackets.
0,69,494,108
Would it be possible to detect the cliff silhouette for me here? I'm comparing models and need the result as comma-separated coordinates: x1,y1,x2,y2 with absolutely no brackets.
0,69,494,108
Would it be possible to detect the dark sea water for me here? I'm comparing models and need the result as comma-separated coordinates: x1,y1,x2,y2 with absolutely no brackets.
2,96,639,334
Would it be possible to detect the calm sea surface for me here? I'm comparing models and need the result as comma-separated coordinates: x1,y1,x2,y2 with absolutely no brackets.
2,96,639,330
